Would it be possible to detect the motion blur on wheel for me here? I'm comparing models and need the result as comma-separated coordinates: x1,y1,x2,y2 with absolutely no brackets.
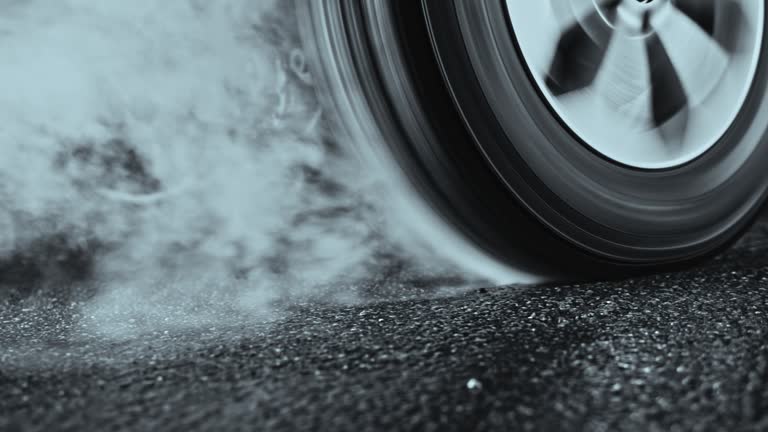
299,0,768,278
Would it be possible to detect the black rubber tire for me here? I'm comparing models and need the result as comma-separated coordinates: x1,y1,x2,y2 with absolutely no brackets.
299,0,768,279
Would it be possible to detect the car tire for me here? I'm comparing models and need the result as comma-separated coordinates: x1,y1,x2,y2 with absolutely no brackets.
299,0,768,279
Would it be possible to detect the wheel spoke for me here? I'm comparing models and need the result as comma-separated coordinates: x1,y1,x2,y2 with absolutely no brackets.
674,0,748,53
592,23,653,126
651,6,729,107
545,0,620,96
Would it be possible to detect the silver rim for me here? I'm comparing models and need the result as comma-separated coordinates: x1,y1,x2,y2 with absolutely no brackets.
506,0,764,169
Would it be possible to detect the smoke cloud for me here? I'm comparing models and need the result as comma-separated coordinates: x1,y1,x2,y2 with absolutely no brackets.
0,0,526,339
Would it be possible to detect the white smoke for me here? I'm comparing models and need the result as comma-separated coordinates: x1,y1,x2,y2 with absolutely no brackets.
0,0,527,338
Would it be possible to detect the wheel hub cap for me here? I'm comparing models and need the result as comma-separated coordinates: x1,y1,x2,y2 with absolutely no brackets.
506,0,764,169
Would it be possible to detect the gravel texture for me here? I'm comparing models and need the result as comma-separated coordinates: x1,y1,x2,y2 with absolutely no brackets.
3,220,768,431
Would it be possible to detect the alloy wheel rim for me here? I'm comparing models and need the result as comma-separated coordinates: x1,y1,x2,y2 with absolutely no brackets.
505,0,764,169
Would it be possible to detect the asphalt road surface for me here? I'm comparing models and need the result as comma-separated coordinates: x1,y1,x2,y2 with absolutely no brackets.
3,219,768,431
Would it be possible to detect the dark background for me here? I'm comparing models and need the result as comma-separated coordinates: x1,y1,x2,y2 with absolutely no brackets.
3,216,768,431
